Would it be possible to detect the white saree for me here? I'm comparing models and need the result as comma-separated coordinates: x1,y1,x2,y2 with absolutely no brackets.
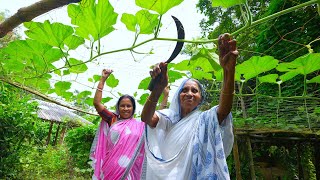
144,79,234,180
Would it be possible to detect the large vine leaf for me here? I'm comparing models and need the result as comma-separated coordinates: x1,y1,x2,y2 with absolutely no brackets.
24,20,77,48
138,77,151,90
68,58,88,74
168,70,185,83
54,81,72,96
212,0,246,8
235,56,279,82
307,75,320,84
64,35,85,50
121,10,160,34
172,56,216,80
258,74,279,84
138,93,149,105
276,53,320,76
2,39,63,78
68,0,118,41
190,47,221,71
135,0,183,15
106,74,119,88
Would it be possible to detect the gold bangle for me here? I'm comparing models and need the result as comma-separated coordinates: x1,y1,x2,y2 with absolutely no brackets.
147,97,158,104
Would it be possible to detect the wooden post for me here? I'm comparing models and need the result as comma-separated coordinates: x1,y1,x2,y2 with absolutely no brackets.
46,121,53,146
53,122,61,146
247,136,256,180
315,142,320,180
59,126,67,145
233,134,242,180
297,143,303,179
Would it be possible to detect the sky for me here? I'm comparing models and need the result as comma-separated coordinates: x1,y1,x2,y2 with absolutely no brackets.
0,0,206,114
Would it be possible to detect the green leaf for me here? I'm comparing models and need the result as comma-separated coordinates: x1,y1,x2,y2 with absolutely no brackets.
54,81,72,95
68,58,88,74
212,0,246,8
138,77,151,90
138,93,150,105
276,53,320,76
63,69,71,76
2,39,63,76
235,56,279,82
307,75,320,84
135,0,183,15
121,10,160,34
106,74,119,88
190,48,221,72
24,20,74,48
172,58,213,80
258,74,279,84
84,98,94,106
168,70,184,83
77,91,92,98
64,35,85,50
68,0,118,41
102,97,113,104
61,92,74,101
93,75,101,83
279,71,299,82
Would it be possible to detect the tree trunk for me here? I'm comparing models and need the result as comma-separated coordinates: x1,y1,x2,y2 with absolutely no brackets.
0,0,81,38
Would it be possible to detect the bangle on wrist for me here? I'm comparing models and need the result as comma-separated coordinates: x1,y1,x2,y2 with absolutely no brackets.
97,88,103,92
147,97,158,104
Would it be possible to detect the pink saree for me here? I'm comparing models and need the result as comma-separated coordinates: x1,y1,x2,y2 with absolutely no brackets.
90,118,145,180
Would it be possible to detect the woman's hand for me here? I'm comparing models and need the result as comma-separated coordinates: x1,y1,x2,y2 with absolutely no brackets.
101,69,113,81
149,62,168,92
218,33,239,72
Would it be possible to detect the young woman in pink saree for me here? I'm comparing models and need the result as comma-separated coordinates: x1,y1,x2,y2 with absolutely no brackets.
90,69,145,180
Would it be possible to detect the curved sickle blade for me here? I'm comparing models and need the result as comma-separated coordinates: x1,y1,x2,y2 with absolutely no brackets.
166,15,185,63
148,16,185,91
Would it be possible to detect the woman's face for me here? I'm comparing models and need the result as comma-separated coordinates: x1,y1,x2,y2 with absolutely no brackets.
118,98,134,119
179,80,202,116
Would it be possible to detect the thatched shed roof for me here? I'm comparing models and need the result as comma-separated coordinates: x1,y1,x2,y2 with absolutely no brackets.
34,99,92,125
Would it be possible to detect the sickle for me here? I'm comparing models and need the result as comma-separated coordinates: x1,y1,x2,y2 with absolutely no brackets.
148,15,185,91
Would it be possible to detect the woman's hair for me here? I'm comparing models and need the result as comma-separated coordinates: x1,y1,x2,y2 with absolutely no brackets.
116,94,136,117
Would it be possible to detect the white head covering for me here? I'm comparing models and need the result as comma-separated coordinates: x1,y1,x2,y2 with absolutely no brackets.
157,78,205,124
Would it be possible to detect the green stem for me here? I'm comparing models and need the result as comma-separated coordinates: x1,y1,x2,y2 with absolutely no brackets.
155,15,162,38
98,37,101,55
244,0,252,25
303,75,307,96
232,0,318,36
304,98,311,129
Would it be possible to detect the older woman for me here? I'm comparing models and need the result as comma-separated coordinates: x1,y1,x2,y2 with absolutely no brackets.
141,33,238,179
90,69,145,180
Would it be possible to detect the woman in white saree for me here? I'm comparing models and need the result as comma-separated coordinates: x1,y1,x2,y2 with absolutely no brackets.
141,33,238,180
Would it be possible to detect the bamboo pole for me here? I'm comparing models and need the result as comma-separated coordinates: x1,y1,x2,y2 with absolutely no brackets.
53,122,61,146
59,126,67,145
46,121,53,146
246,136,256,180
